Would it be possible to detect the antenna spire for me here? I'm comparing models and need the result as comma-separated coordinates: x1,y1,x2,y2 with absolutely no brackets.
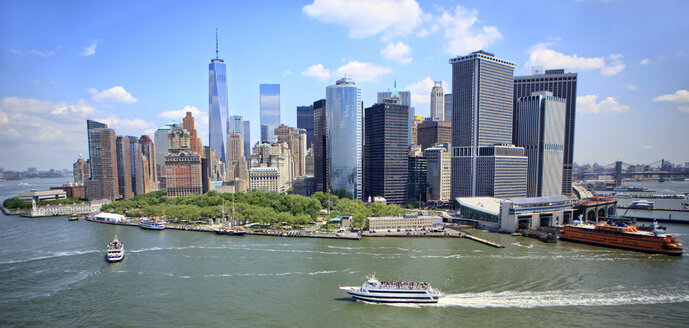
215,28,219,59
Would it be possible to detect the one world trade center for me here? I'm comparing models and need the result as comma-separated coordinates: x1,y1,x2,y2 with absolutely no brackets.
209,30,229,166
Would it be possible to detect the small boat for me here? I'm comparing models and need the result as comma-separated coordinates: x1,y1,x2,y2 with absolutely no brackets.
106,235,124,262
140,218,165,230
216,227,245,236
339,274,442,303
68,216,79,221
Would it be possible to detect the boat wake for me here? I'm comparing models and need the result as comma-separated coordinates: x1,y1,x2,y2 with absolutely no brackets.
0,250,101,265
428,287,689,308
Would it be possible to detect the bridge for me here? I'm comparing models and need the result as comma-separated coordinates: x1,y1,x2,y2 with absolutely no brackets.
600,159,689,186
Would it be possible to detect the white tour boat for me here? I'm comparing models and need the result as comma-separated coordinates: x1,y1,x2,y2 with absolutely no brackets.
339,274,442,303
140,218,165,230
106,235,124,262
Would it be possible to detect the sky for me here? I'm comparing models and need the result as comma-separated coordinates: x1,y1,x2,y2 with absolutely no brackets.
1,0,688,171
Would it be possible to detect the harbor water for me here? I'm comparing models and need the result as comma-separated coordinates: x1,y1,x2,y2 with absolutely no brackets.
1,178,689,327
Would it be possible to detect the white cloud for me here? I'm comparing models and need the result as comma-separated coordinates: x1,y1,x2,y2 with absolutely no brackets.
80,43,98,56
653,90,689,113
89,86,137,103
436,5,502,55
525,44,625,76
335,61,391,82
652,90,689,103
283,69,292,77
380,41,413,64
640,58,650,65
302,0,423,39
626,84,639,91
10,48,23,55
577,95,630,114
158,105,209,142
405,77,435,104
302,64,332,81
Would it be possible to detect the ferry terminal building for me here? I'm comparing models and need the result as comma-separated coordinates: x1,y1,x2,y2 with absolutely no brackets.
455,195,574,233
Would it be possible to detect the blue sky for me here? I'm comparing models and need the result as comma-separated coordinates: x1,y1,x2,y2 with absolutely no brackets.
1,0,688,171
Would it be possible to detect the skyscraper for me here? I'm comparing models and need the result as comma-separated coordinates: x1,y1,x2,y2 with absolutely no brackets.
515,91,566,197
85,120,119,200
364,102,409,206
154,121,176,187
243,120,251,162
116,136,133,199
297,105,315,149
230,115,244,135
377,83,414,145
139,135,157,192
313,99,328,192
444,94,452,124
424,144,451,202
327,78,362,199
73,156,89,185
407,146,427,205
430,81,445,121
417,120,452,150
183,111,202,155
514,69,577,195
127,136,145,195
209,32,229,165
274,124,307,178
260,84,280,142
165,126,202,197
450,51,528,198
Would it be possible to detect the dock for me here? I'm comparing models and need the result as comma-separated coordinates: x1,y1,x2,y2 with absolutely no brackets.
461,233,505,248
617,206,689,212
247,231,361,240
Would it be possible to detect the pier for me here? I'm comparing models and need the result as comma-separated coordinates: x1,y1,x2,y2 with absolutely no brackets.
617,206,689,212
461,233,505,248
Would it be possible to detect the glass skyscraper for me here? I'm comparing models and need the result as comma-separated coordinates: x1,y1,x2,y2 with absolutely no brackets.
260,84,280,142
209,49,229,166
326,78,362,199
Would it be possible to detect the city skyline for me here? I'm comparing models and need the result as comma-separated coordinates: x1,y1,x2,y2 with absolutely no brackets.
1,0,689,170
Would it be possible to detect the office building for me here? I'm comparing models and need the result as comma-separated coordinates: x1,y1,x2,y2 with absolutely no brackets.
127,136,145,195
165,126,202,197
139,135,157,192
313,99,328,192
242,120,251,162
73,156,89,185
514,69,578,195
327,78,362,199
377,83,414,145
417,120,451,150
209,35,230,165
115,136,133,199
260,83,280,142
444,94,452,124
230,115,244,137
364,102,409,206
430,81,445,121
85,120,119,200
274,124,307,177
297,105,315,149
227,132,249,192
154,121,177,186
183,112,202,155
249,142,293,193
450,50,527,198
410,115,424,145
407,145,427,205
424,144,451,202
515,91,566,197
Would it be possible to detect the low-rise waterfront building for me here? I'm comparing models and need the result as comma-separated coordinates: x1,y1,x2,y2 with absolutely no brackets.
28,199,110,217
18,189,67,202
366,215,442,231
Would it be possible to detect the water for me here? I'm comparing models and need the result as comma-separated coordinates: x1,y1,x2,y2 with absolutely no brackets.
614,180,689,221
1,178,689,327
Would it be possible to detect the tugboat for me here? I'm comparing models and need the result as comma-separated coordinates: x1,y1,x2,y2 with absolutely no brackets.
339,274,442,303
106,235,124,262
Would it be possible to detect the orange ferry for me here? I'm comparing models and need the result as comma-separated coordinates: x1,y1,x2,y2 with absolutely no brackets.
559,220,683,255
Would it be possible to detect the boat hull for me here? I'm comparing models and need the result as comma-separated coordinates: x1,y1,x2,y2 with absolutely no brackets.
559,236,682,256
340,287,440,304
106,253,124,262
559,226,683,256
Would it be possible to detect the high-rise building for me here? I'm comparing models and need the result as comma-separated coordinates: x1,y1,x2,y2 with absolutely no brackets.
127,136,145,195
274,124,307,178
73,156,89,185
430,81,445,121
139,135,157,192
165,126,202,197
515,91,566,197
183,112,202,155
364,102,409,206
313,99,328,192
260,84,280,142
115,136,133,199
242,120,251,163
227,132,248,192
249,142,293,193
450,50,528,198
444,94,452,124
297,105,315,149
407,145,427,205
327,78,362,199
417,120,452,150
85,120,119,200
154,122,177,187
514,69,578,195
424,144,451,202
209,33,230,165
378,83,414,145
410,115,424,145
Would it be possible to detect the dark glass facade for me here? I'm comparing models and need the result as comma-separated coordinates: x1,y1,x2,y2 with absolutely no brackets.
408,156,428,204
313,99,328,192
297,105,314,149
